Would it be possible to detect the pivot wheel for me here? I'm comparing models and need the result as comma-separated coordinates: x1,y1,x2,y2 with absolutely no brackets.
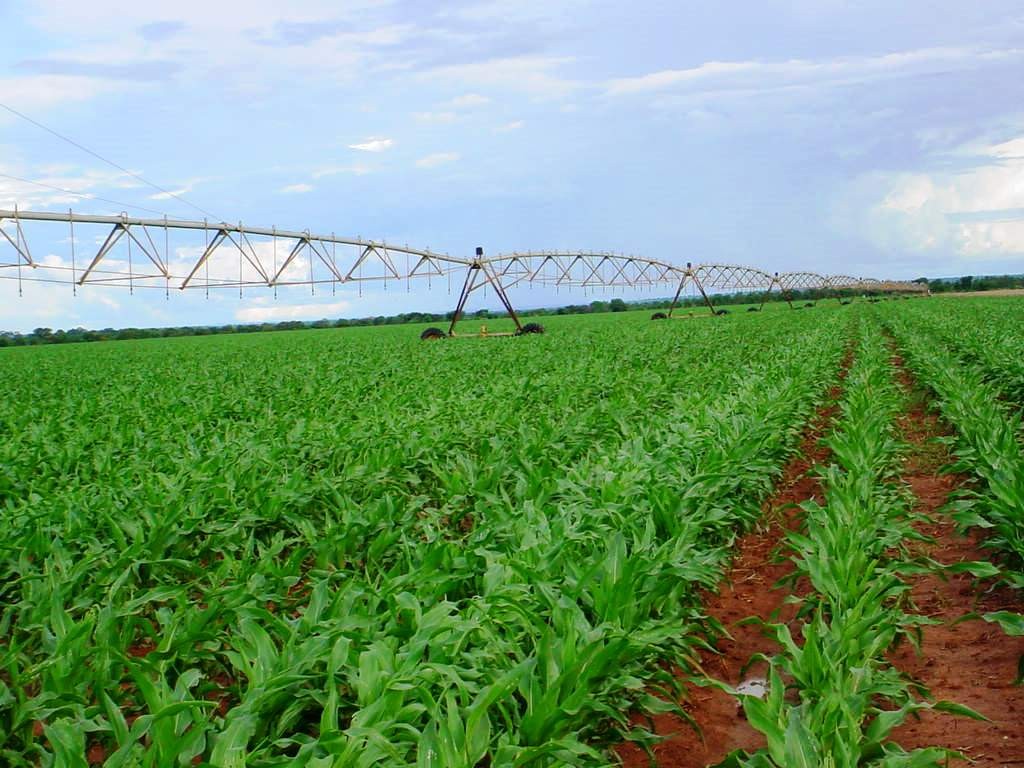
420,327,447,340
651,312,668,320
515,322,545,335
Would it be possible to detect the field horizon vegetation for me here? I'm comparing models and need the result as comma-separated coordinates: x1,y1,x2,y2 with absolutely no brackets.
2,269,1022,348
1,296,1022,766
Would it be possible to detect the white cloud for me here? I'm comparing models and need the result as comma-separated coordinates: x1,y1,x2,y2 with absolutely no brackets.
416,152,460,169
414,111,458,124
446,93,491,108
419,56,578,99
438,0,589,24
167,239,313,284
606,46,1024,98
0,272,134,331
18,3,423,101
149,185,193,200
348,137,394,152
839,132,1024,259
0,75,122,116
88,291,122,311
494,120,524,132
0,281,78,328
989,136,1024,161
0,164,157,211
312,164,372,178
280,183,313,194
608,61,758,96
236,299,351,322
414,93,492,124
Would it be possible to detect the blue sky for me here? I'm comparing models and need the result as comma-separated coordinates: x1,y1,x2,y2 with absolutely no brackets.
1,0,1023,332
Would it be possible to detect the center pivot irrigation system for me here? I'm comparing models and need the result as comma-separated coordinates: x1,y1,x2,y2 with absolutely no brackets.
0,208,928,338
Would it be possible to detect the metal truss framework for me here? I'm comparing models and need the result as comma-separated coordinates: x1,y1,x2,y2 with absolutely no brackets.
1,209,928,333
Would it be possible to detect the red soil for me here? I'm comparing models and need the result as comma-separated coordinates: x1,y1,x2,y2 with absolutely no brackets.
886,355,1024,766
618,344,1024,767
86,743,107,765
616,381,843,767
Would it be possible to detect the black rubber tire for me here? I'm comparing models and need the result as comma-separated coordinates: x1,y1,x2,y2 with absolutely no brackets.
840,300,852,305
714,309,730,316
804,302,815,308
651,312,668,320
516,322,545,335
420,327,447,340
747,306,760,312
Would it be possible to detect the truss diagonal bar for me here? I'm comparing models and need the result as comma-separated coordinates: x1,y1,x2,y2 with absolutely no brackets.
122,226,169,277
580,255,611,286
777,271,828,291
409,254,445,278
555,255,586,285
606,257,639,286
238,231,272,283
218,230,269,284
307,239,346,283
181,229,228,289
342,245,374,282
271,238,310,285
0,209,929,301
9,214,35,267
78,224,127,285
377,247,401,280
0,226,32,266
140,224,166,273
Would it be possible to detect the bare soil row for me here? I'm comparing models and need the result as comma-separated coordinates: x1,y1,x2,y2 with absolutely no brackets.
618,338,1024,767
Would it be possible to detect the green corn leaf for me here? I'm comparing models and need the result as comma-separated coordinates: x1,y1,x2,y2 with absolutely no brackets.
983,611,1024,636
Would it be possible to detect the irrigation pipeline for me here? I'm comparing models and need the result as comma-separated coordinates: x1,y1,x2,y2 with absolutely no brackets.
0,208,927,334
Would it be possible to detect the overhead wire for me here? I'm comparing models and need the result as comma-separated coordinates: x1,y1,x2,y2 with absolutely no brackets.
0,100,223,221
0,172,167,216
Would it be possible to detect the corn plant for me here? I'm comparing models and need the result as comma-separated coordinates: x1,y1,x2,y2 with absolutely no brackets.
885,297,1024,406
884,310,1024,582
717,319,986,767
0,310,851,765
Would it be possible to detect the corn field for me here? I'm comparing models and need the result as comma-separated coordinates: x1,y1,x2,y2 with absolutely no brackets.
0,300,1021,766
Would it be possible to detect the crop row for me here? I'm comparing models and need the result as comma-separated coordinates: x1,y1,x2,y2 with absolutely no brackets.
881,298,1024,406
884,311,1024,583
883,310,1024,666
720,319,983,766
0,312,847,765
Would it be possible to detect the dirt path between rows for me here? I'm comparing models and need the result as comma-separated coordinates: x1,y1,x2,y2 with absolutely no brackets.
887,351,1024,766
618,337,1024,767
616,355,851,767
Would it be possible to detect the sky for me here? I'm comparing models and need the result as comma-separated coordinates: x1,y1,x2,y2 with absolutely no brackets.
1,0,1023,332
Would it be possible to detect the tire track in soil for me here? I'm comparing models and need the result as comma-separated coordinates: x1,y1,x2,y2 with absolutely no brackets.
616,351,852,768
886,350,1024,767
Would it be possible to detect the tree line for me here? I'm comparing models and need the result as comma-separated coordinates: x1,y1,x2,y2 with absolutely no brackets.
2,274,1020,348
